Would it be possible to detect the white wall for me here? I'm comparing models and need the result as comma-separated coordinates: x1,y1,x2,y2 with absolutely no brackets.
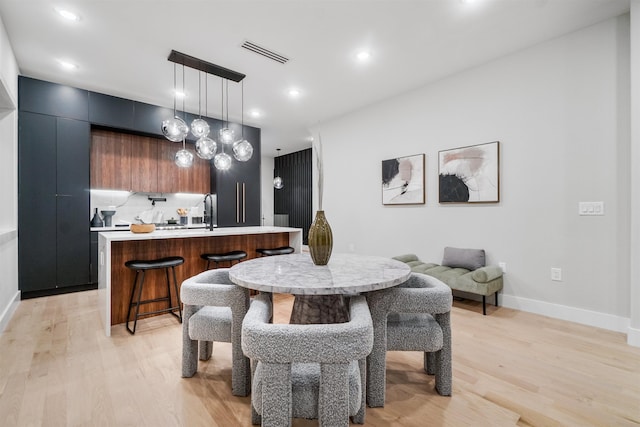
261,155,275,226
314,16,632,333
0,14,19,333
629,1,640,346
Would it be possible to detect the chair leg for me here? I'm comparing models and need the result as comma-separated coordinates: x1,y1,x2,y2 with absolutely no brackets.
319,363,350,427
495,292,499,308
352,358,367,424
366,319,387,408
425,351,436,375
126,270,140,334
170,266,182,322
199,341,213,361
482,295,486,315
182,304,199,378
434,312,452,396
128,270,146,334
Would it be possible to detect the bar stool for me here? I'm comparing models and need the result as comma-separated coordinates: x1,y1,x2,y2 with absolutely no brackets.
200,250,247,270
256,246,294,257
125,256,184,334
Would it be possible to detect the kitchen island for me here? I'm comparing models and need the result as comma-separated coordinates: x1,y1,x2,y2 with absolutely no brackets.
98,226,302,336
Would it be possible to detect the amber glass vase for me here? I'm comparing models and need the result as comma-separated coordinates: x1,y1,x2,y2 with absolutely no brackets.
308,210,333,265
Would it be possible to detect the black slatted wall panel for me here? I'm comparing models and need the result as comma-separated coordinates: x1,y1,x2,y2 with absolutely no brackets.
274,148,312,244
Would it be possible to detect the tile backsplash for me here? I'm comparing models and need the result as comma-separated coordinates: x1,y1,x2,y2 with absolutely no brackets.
90,191,206,226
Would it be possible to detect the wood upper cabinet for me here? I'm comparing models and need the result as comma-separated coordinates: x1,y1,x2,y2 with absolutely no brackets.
157,139,210,194
91,129,210,194
131,135,159,193
90,128,132,190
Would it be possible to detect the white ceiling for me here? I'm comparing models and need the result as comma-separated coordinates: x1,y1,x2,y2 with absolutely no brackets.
0,0,630,156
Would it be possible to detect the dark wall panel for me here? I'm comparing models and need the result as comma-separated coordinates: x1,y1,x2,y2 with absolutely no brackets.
274,148,312,244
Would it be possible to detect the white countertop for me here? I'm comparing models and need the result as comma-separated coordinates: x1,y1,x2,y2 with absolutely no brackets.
98,226,303,242
90,224,207,232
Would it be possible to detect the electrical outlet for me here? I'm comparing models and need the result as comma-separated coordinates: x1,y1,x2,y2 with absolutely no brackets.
498,262,506,274
551,267,562,281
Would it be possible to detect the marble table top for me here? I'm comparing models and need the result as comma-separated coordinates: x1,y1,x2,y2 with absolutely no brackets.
229,253,411,295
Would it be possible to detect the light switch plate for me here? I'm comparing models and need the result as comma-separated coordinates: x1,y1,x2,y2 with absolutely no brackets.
579,201,604,216
551,267,562,281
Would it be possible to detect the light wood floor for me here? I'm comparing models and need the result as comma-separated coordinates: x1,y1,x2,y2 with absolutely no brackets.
1,291,638,426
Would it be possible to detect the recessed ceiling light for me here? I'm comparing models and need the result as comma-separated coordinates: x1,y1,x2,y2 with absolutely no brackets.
356,51,372,61
58,60,78,70
249,110,261,118
55,8,80,21
288,88,301,98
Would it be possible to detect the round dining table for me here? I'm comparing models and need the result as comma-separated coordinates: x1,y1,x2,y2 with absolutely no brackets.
229,252,411,324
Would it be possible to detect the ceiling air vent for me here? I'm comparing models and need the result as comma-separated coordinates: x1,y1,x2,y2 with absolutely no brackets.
241,40,289,64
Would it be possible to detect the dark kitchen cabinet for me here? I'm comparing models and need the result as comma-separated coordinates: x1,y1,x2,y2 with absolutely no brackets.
215,126,261,227
18,111,90,295
89,92,134,129
133,102,173,138
19,77,88,121
56,118,90,287
18,112,57,293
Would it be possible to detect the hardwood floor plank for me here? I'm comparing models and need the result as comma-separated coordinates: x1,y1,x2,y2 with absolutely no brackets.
1,290,639,426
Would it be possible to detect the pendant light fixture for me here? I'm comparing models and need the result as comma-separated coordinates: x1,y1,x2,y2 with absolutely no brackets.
218,79,235,145
190,70,210,139
163,50,252,170
174,64,194,168
233,80,253,162
195,73,217,160
161,63,189,142
273,148,284,189
214,78,233,170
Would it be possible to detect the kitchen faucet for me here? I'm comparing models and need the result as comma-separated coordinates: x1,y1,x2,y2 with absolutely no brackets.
204,193,214,231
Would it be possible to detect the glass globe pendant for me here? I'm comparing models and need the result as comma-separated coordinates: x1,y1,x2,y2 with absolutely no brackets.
175,141,194,168
219,127,235,144
233,139,253,161
191,118,210,138
273,176,284,189
214,152,232,170
162,116,189,142
195,136,217,160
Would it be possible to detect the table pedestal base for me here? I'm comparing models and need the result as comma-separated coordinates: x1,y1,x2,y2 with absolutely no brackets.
290,295,349,324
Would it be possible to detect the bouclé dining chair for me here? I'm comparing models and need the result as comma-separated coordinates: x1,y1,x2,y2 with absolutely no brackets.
366,272,453,407
242,293,373,427
180,268,251,397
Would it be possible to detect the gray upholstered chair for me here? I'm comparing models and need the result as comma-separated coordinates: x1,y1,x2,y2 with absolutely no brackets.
180,268,251,397
366,272,453,407
242,293,373,427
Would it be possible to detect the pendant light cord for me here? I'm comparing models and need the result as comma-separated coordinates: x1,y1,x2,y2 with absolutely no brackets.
241,80,244,139
198,70,202,118
182,64,186,147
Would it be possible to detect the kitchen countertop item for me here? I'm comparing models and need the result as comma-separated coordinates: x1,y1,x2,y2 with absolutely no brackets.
130,223,155,233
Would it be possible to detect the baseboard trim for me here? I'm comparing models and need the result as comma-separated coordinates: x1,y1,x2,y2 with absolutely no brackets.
21,283,97,300
627,325,640,347
0,290,20,334
501,294,630,334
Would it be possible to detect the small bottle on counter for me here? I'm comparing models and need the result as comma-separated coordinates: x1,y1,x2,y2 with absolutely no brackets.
90,208,104,227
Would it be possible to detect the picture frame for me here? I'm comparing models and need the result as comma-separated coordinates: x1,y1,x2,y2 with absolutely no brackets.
381,153,425,205
438,141,500,203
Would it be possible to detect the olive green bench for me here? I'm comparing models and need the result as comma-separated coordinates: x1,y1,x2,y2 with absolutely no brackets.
393,248,503,315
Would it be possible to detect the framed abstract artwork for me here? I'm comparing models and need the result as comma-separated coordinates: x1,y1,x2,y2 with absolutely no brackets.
438,141,500,203
381,153,425,205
